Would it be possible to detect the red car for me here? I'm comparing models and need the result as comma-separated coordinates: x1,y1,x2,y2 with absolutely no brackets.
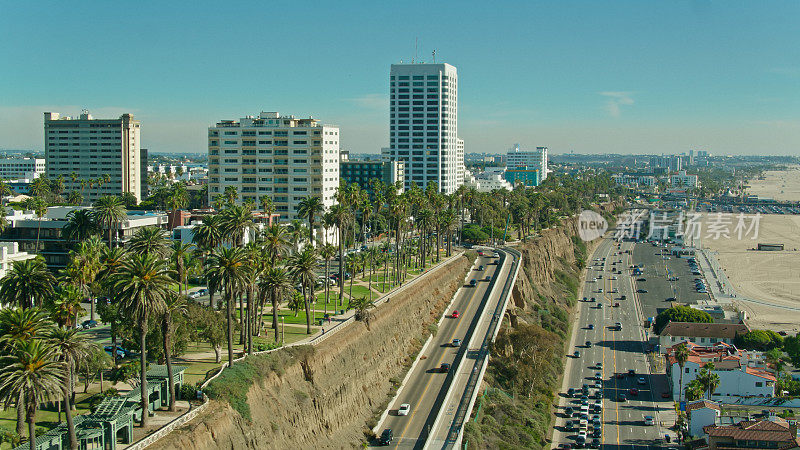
614,302,620,307
616,373,625,379
661,392,671,398
629,388,639,396
451,310,460,318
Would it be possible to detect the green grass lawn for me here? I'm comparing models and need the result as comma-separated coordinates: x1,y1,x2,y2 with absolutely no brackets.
0,392,96,444
345,284,378,301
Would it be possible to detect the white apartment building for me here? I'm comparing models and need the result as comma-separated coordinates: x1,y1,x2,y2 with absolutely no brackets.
44,111,142,203
0,157,45,180
506,144,548,181
207,111,339,223
670,170,700,188
382,63,463,194
0,242,36,290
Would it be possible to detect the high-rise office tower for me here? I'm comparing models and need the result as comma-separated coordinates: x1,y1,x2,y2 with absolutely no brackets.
382,63,463,194
44,111,142,203
207,111,339,224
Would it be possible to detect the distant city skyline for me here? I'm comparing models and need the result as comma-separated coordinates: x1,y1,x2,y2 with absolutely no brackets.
1,1,799,156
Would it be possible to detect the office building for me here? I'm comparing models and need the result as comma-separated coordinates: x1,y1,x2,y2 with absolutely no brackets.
0,157,45,180
44,111,142,203
340,160,404,194
382,63,463,194
207,111,339,224
670,170,700,188
505,144,548,187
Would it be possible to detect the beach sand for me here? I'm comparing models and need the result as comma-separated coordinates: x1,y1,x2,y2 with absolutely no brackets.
700,168,800,333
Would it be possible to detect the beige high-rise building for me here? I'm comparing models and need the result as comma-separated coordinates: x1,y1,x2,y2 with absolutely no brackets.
207,111,340,223
44,111,142,203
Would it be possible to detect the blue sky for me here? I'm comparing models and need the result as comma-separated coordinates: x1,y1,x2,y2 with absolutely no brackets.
1,1,799,155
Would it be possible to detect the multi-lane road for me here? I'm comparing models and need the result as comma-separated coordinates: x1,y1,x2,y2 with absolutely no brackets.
378,251,505,448
552,237,673,449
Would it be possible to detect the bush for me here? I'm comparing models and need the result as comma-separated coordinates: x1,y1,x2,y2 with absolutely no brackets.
180,383,200,401
654,306,713,334
735,330,784,351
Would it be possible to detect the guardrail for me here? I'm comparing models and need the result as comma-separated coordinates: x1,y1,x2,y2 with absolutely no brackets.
443,247,521,448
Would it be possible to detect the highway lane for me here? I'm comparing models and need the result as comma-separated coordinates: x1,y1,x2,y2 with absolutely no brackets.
552,237,669,449
380,253,499,448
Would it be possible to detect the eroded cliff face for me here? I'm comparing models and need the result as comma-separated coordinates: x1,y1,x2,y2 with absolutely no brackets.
155,254,473,450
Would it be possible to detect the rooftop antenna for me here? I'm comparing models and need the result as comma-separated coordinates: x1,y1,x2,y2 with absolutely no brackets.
432,49,436,63
413,37,418,63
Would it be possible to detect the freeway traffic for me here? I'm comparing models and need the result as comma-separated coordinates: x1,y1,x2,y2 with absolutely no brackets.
552,236,674,449
376,250,509,448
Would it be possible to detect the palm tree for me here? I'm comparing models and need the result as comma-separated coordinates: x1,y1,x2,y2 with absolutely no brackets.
259,266,291,342
49,327,91,450
0,339,65,450
220,204,254,247
92,196,127,248
128,226,172,259
111,254,172,427
329,203,350,307
67,191,83,206
320,244,336,314
160,292,186,412
287,291,304,317
0,258,56,309
207,247,249,366
262,224,290,262
192,215,223,307
259,195,274,219
674,343,689,401
65,236,104,321
26,197,48,252
351,296,376,330
298,196,324,245
287,247,318,334
172,242,194,297
62,209,100,243
166,183,189,215
96,247,126,364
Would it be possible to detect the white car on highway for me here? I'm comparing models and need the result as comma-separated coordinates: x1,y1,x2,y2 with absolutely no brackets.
398,404,410,416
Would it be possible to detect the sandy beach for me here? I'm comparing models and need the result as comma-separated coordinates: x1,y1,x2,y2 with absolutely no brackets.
746,166,800,202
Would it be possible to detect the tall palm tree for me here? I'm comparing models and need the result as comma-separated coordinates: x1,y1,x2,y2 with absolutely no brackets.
62,209,100,243
92,196,127,248
49,327,91,450
287,247,318,334
259,266,291,342
172,242,194,297
329,203,350,307
298,196,324,245
0,258,56,309
192,215,224,308
207,247,249,366
26,197,48,252
320,244,336,314
160,292,186,412
262,224,290,262
674,343,689,401
220,204,255,247
64,237,104,321
0,339,65,450
96,247,127,364
128,226,172,259
111,254,172,427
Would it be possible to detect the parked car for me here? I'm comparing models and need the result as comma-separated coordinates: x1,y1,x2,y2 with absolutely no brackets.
452,338,461,347
469,279,477,287
377,429,393,445
585,341,592,348
638,377,646,385
439,363,451,373
617,393,627,402
637,289,648,293
587,324,594,330
478,265,484,271
81,320,98,329
188,291,201,299
629,388,639,396
644,415,655,426
103,345,129,358
397,404,411,416
573,350,581,358
451,310,460,318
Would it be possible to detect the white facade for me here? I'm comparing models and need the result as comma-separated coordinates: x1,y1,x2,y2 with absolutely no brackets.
0,242,36,285
207,112,339,224
506,144,548,181
463,169,512,192
670,170,700,188
382,63,463,194
688,402,720,438
0,158,45,180
44,111,142,203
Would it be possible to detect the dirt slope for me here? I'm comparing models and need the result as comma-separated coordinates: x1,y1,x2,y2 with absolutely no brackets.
153,253,473,449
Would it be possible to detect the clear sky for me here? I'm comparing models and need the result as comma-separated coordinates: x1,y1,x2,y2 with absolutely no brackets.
1,1,799,155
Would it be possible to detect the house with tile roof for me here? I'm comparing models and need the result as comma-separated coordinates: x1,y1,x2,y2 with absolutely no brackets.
666,342,776,401
704,417,800,450
659,321,750,352
687,400,722,438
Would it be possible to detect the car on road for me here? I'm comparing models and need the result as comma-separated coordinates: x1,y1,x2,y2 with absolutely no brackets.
485,275,491,281
81,320,98,329
617,393,627,402
644,415,655,426
440,363,451,373
596,288,603,293
610,276,617,280
638,377,646,385
615,373,625,379
377,428,393,445
614,322,622,331
469,279,477,287
451,339,461,347
451,310,460,318
619,294,626,300
628,369,636,376
478,265,484,271
587,324,594,330
614,302,620,307
596,362,602,369
585,341,592,348
397,403,410,416
595,372,602,380
590,297,596,302
104,345,127,358
573,350,581,358
567,388,575,397
637,289,648,293
666,297,676,302
637,278,646,281
629,388,639,396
